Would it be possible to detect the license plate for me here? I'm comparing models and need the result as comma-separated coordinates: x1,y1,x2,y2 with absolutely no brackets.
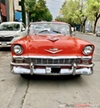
46,67,60,74
1,42,7,46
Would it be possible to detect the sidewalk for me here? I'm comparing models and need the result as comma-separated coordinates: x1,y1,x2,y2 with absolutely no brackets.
76,31,96,36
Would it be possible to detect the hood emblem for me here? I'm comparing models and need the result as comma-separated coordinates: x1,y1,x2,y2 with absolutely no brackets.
45,48,63,54
47,37,59,42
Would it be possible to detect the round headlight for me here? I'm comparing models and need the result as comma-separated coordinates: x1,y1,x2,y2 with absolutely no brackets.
83,46,93,55
13,45,23,55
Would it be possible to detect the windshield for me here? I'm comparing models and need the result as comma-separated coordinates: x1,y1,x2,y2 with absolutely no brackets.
0,23,20,31
29,22,71,35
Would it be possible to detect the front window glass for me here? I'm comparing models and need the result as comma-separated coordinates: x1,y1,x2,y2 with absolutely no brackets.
29,22,70,35
97,27,100,31
0,23,20,31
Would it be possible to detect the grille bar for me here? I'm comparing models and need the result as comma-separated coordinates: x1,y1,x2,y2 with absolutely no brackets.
0,36,13,42
25,58,81,64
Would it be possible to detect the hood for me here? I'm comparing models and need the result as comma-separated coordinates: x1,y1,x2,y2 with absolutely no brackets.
0,31,19,36
25,34,89,56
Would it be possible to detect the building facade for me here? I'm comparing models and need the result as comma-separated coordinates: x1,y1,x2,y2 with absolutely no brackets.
14,0,21,11
0,0,7,22
0,0,22,22
14,0,22,22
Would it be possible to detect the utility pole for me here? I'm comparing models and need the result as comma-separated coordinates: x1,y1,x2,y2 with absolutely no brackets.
9,0,14,21
21,0,26,25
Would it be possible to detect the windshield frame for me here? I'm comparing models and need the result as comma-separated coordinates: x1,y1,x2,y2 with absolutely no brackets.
28,22,71,35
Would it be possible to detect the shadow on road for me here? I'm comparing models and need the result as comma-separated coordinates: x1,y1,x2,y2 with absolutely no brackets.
20,74,82,81
0,47,11,52
18,74,87,87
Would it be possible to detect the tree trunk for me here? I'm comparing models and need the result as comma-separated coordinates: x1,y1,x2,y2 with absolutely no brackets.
80,22,83,32
82,17,87,33
93,14,100,34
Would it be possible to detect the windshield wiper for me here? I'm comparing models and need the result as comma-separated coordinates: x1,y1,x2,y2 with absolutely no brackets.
52,30,62,34
38,30,49,33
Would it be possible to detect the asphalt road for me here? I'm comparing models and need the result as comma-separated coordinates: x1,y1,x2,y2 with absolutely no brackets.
0,33,100,108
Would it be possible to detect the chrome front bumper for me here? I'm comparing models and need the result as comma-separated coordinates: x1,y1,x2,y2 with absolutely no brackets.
10,62,94,75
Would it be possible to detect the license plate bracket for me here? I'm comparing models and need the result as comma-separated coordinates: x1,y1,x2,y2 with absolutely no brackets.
1,42,7,46
46,66,61,74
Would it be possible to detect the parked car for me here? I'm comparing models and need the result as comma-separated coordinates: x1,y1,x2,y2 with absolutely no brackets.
0,21,27,47
96,26,100,37
10,21,95,77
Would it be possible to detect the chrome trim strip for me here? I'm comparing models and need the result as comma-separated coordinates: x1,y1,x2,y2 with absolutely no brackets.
13,56,92,59
11,62,29,66
10,62,94,67
45,49,63,54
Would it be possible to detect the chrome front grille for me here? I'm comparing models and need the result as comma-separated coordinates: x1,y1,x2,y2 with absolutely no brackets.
25,58,81,65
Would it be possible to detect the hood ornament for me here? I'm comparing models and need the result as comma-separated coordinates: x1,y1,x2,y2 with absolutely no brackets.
47,37,59,42
45,48,63,54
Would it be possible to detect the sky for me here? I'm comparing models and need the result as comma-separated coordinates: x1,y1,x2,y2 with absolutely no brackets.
46,0,65,20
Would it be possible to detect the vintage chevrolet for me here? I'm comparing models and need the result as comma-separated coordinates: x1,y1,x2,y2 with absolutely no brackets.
10,21,95,77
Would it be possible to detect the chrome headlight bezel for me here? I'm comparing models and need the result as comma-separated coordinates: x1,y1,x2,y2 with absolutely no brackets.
13,44,23,55
83,45,94,55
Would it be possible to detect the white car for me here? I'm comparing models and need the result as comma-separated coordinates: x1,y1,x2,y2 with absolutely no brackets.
0,21,27,47
96,26,100,37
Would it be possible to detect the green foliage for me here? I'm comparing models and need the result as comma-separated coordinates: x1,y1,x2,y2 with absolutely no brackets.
61,0,82,25
55,16,66,22
43,10,53,21
25,0,36,12
56,0,100,33
86,0,100,20
86,0,100,33
25,0,52,22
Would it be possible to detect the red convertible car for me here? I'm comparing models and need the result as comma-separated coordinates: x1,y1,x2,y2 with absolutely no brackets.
10,21,95,77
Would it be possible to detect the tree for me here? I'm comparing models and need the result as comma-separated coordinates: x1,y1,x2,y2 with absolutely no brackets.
25,0,36,23
57,0,88,32
86,0,100,33
43,9,52,21
32,0,52,21
25,0,52,22
55,16,65,22
61,0,83,30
